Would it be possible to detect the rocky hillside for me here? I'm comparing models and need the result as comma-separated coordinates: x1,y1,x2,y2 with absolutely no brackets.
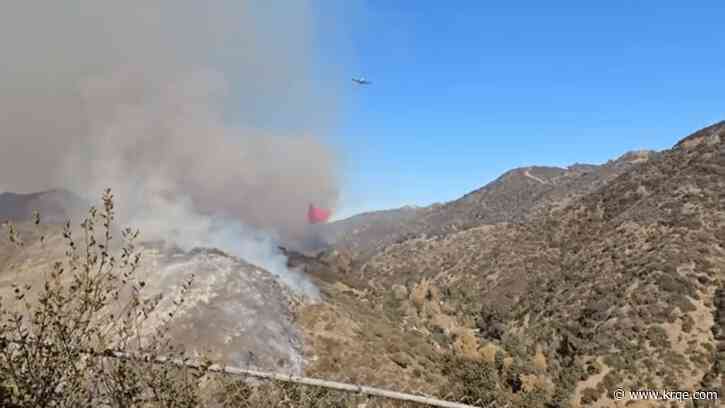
0,224,306,376
293,121,724,406
138,245,306,374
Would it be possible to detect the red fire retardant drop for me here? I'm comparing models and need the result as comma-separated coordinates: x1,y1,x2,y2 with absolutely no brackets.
307,204,331,224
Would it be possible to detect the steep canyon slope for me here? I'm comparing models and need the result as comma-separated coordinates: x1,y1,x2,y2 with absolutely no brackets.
295,121,724,406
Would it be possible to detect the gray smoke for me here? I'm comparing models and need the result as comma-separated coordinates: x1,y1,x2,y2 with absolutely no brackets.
0,1,345,297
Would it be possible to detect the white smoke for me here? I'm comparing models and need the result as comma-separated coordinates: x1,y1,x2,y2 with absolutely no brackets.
0,1,347,297
130,192,320,299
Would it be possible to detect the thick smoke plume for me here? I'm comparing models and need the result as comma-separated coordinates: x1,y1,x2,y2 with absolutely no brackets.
0,1,345,297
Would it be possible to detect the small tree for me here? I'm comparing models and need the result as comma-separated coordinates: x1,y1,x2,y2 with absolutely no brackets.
0,189,203,407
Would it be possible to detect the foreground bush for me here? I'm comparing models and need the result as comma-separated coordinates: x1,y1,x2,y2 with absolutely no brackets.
0,189,208,407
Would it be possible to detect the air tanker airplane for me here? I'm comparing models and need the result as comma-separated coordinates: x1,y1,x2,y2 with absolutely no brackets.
352,77,371,85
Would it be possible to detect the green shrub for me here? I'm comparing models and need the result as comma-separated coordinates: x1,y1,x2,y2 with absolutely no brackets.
441,354,499,406
580,387,601,405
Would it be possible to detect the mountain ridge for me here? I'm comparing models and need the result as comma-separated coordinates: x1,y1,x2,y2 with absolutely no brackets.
315,148,659,262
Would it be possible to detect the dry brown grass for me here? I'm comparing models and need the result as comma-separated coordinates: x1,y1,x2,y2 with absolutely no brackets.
0,190,454,407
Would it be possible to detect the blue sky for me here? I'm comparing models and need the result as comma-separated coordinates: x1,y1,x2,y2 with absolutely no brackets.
322,2,725,219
